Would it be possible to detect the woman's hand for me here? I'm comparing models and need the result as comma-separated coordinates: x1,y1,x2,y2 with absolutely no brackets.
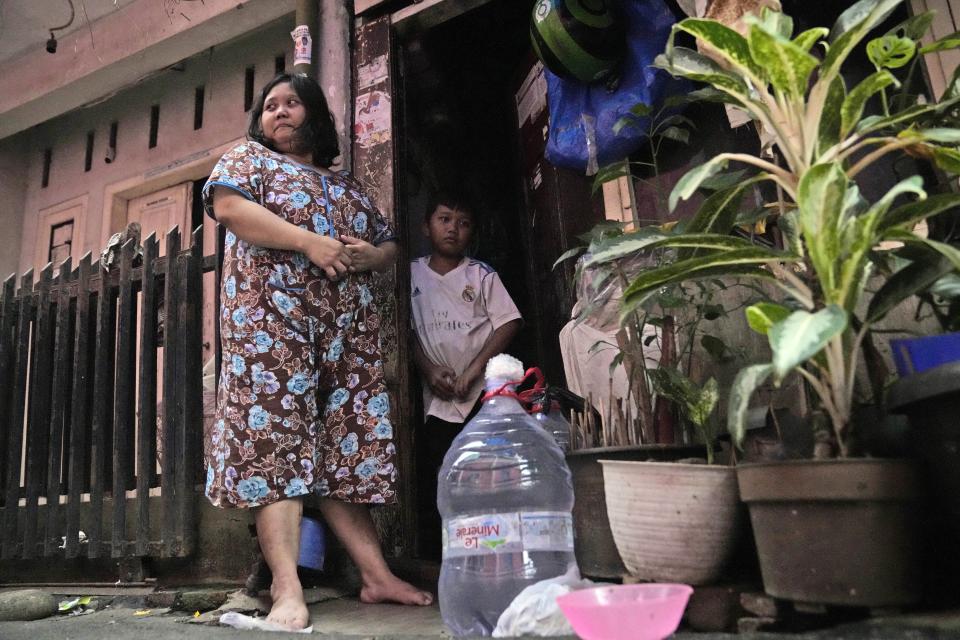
342,237,398,273
303,234,352,280
341,236,387,273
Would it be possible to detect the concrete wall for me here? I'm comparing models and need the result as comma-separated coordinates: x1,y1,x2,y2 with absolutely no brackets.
0,0,296,140
12,15,296,278
0,132,30,278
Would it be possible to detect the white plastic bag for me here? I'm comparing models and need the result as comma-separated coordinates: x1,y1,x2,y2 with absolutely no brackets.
219,611,313,634
493,565,604,637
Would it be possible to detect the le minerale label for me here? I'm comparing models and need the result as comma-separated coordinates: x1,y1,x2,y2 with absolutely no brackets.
442,511,573,558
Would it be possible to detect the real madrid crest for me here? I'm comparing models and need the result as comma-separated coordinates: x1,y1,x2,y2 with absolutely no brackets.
462,285,476,302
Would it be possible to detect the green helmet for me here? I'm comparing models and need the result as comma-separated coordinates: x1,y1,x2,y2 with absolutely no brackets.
530,0,626,84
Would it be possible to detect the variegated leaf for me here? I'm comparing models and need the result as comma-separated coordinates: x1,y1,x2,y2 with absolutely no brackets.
676,19,765,79
883,230,960,271
919,29,960,54
669,154,741,211
746,302,792,335
797,163,848,293
748,24,818,96
868,255,953,322
653,48,750,98
817,75,846,155
623,246,786,302
728,364,773,449
794,27,829,52
769,306,848,381
879,192,960,232
840,70,898,138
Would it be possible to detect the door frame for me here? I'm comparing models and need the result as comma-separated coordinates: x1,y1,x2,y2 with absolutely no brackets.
99,138,243,247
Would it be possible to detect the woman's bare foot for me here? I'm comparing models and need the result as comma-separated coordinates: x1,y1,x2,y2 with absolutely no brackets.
267,580,310,630
360,574,434,606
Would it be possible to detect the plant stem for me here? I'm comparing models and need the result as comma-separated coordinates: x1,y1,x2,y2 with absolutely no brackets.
796,367,846,455
768,262,815,309
847,139,918,178
844,323,871,420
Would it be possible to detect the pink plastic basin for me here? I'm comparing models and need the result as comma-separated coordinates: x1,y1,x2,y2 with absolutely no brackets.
557,583,693,640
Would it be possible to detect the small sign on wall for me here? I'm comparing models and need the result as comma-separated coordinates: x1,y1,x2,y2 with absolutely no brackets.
354,90,392,149
292,25,312,67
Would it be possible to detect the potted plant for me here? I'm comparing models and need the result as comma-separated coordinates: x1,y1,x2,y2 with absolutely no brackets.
610,0,960,606
556,103,754,585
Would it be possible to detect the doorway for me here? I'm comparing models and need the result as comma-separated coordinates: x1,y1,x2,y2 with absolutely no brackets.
396,0,590,560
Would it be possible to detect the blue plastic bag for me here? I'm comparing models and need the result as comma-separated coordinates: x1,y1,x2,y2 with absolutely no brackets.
544,0,684,173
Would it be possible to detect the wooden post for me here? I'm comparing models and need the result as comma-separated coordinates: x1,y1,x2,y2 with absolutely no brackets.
112,240,137,558
135,235,159,557
89,263,117,559
1,270,32,559
176,227,204,556
65,254,93,559
161,227,182,557
0,275,17,531
23,265,54,559
44,257,74,556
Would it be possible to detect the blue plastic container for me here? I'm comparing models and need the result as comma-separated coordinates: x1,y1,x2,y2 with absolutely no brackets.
297,516,326,571
890,333,960,377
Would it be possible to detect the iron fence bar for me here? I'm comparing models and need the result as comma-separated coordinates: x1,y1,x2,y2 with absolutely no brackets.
161,227,181,557
87,265,116,559
23,265,54,559
3,270,33,560
65,254,93,559
135,235,159,557
0,275,17,511
44,258,74,556
177,227,204,556
111,240,137,558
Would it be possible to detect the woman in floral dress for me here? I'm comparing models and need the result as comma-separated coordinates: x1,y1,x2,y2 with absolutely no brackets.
203,73,431,630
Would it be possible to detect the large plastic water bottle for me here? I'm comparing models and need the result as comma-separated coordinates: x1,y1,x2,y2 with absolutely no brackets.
438,355,576,637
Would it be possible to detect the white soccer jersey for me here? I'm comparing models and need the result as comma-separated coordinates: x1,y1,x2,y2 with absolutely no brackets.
411,256,522,423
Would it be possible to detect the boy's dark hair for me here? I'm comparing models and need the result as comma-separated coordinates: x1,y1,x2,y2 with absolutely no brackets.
247,73,340,168
425,192,475,223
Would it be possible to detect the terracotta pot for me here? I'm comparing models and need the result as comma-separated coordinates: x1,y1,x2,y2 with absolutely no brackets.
566,445,703,579
600,460,742,585
737,459,921,607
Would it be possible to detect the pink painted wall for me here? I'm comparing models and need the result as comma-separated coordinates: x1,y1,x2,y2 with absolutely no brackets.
12,16,296,278
0,132,30,278
0,0,296,140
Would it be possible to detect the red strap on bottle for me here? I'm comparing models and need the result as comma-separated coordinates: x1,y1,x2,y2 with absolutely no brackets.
481,367,545,404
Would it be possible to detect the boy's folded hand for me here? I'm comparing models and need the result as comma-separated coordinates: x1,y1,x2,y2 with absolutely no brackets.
428,365,457,400
453,365,481,400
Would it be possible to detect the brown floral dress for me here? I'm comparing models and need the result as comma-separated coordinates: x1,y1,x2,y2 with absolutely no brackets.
202,141,398,508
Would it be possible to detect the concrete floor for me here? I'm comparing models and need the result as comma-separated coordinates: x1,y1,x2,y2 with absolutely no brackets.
2,586,960,639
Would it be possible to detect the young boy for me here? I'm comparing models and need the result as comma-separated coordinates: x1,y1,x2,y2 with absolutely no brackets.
410,194,522,558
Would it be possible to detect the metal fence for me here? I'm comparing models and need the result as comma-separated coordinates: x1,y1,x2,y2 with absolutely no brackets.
0,226,209,560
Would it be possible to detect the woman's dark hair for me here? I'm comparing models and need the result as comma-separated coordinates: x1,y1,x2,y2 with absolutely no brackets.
247,73,339,168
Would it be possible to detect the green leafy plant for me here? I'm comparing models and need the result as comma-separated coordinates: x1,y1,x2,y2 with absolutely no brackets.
558,105,759,461
612,0,960,457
